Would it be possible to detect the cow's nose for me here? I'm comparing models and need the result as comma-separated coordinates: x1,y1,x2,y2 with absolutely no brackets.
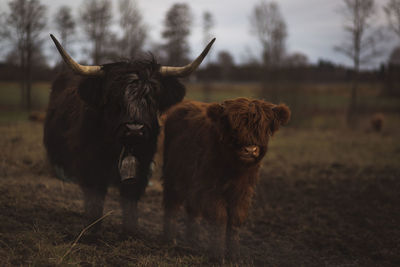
125,123,144,136
244,145,260,157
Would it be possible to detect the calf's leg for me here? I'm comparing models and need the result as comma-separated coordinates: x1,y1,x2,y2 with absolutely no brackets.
162,185,181,244
163,206,179,244
207,203,227,262
226,218,241,260
226,199,251,260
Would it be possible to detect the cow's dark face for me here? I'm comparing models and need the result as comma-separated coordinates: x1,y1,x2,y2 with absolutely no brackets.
78,60,185,152
207,98,291,164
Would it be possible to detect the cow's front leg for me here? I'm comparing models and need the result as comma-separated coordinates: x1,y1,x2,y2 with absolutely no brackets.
120,189,138,234
81,184,107,232
185,207,200,244
119,159,151,234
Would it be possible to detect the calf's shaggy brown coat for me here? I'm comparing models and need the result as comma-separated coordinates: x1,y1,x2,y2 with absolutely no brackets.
162,98,290,260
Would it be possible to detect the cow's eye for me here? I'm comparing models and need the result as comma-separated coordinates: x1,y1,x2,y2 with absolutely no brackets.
128,74,139,84
130,79,139,85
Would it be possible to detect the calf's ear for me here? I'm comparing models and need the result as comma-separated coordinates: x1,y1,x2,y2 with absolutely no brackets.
270,104,291,134
207,103,225,122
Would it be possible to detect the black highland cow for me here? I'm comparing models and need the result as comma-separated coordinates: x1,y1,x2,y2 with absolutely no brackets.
44,34,215,233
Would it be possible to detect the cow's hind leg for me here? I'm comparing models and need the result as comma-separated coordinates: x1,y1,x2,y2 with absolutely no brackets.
185,205,200,244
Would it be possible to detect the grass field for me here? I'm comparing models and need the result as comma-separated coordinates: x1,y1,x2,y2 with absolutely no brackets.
0,120,399,266
0,81,400,265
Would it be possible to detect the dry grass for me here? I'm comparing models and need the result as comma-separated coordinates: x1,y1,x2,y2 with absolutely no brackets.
0,114,399,266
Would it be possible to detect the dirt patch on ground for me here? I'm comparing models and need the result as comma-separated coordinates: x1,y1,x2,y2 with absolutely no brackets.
0,122,399,266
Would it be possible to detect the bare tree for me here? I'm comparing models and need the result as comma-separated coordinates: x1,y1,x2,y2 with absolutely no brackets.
1,0,47,110
384,1,400,96
335,0,381,126
217,50,235,81
284,52,309,67
384,0,400,40
80,0,113,64
118,0,147,59
54,6,75,51
203,11,215,49
249,1,287,68
161,3,192,66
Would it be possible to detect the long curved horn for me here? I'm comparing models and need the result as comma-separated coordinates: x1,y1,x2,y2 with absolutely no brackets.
50,34,104,76
160,38,216,77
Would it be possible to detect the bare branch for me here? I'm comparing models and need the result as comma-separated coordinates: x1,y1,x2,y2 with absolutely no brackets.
161,3,193,66
249,1,287,68
335,0,381,70
384,0,400,39
1,0,47,110
80,0,114,64
334,45,355,58
118,0,147,59
54,6,75,51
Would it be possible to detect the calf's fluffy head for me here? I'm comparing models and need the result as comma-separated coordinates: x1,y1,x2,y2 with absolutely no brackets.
207,98,290,163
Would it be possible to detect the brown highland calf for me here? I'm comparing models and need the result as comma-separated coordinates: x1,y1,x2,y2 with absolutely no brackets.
162,98,291,260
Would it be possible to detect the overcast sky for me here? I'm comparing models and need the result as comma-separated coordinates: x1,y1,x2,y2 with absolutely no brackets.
0,0,395,68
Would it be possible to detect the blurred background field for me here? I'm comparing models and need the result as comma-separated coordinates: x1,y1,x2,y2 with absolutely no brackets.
1,80,399,127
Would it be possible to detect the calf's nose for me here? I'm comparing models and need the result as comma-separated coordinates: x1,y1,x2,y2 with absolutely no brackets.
244,145,260,157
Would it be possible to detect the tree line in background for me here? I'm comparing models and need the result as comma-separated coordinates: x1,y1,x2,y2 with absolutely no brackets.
0,0,399,118
0,0,195,110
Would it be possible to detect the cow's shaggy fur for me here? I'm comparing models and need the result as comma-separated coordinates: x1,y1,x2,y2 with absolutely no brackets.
44,58,185,233
161,98,290,260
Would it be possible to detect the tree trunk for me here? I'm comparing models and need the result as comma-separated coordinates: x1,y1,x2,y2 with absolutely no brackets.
26,47,32,111
20,48,26,109
347,62,359,128
26,22,32,111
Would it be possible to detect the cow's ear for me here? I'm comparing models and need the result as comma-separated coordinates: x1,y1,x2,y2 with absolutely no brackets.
77,77,104,109
270,104,291,134
159,77,186,112
207,103,225,122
